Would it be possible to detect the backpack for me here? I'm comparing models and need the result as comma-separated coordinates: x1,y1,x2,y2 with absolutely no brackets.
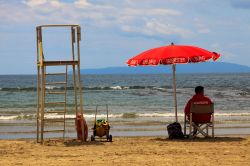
167,122,184,139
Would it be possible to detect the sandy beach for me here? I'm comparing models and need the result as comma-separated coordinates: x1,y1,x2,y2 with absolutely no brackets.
0,136,249,166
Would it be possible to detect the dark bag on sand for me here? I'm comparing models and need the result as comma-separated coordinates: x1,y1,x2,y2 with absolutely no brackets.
167,122,184,139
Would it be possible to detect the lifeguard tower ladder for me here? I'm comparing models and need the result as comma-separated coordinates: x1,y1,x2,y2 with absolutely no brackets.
36,25,85,143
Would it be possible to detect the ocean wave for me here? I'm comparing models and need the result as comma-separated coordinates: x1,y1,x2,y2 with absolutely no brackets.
152,87,167,92
0,87,37,92
1,112,250,120
214,112,250,116
110,86,123,90
0,115,18,120
45,86,57,90
0,86,170,92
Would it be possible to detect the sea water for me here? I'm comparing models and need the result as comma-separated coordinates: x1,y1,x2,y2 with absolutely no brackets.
0,73,250,139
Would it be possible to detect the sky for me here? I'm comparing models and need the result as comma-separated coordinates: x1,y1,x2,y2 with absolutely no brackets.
0,0,250,74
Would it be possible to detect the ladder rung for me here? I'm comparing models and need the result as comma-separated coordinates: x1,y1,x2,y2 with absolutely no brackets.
38,118,71,122
45,73,66,76
46,91,66,94
46,82,67,85
44,119,65,122
43,130,65,133
45,110,65,114
45,101,65,105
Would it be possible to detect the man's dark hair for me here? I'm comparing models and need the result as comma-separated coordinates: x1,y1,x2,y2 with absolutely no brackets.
195,86,204,94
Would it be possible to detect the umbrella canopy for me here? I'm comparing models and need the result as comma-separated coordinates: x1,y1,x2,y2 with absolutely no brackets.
126,43,220,122
127,43,220,66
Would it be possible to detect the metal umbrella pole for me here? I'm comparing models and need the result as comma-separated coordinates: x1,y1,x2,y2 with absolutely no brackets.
172,64,178,122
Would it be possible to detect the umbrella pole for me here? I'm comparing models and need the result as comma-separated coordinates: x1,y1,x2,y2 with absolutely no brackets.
172,64,178,122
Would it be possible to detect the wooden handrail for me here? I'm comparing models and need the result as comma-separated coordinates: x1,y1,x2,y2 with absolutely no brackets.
36,24,80,28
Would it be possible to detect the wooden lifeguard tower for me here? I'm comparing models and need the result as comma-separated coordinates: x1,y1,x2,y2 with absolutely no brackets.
36,24,86,143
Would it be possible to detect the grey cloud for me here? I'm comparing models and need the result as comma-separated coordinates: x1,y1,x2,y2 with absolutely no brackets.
230,0,250,9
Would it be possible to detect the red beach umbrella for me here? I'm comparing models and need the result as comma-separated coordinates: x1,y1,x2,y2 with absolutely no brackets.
127,43,220,122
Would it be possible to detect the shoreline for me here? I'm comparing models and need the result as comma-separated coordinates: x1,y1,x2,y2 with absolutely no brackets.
0,136,249,165
1,121,250,139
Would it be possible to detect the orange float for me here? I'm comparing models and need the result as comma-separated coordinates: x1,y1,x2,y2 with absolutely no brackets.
75,113,88,141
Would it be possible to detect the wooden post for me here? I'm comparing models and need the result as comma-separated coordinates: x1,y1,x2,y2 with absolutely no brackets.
106,104,108,122
41,66,45,143
71,27,78,117
76,26,83,115
95,105,98,122
63,65,68,139
76,26,86,141
36,27,40,143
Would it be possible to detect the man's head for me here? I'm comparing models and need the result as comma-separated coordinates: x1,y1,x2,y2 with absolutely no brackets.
195,86,204,94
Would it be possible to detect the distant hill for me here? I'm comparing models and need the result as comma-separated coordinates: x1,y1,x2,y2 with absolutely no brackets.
79,62,250,74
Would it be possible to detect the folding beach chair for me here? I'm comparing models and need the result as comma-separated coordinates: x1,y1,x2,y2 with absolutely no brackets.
184,103,214,138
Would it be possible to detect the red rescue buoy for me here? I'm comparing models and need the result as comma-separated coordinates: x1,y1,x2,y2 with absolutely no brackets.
75,113,88,141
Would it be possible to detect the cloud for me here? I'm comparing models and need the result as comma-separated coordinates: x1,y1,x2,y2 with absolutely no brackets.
23,0,64,8
195,23,210,34
0,0,192,39
23,0,67,12
122,18,193,38
122,8,181,17
0,3,36,23
23,0,47,7
74,0,90,7
1,0,250,72
19,0,117,24
0,0,225,41
116,7,191,38
230,0,250,9
198,28,210,34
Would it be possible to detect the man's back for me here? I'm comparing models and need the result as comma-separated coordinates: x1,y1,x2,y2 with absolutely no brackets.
184,93,213,123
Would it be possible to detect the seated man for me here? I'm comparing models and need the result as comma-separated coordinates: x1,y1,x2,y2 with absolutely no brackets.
184,86,213,123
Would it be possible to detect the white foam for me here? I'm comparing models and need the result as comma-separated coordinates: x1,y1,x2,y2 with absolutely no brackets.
110,86,122,90
214,112,250,116
0,116,18,120
152,87,167,91
138,113,180,117
1,112,250,120
45,86,57,90
43,114,122,119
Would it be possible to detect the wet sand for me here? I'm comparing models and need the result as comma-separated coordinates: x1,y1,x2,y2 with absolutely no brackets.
0,136,249,166
1,118,250,139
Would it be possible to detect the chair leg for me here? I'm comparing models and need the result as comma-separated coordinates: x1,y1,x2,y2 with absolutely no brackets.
184,115,186,135
212,114,214,138
201,126,208,137
195,124,209,137
193,124,198,137
206,125,208,135
189,114,192,138
212,124,214,138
